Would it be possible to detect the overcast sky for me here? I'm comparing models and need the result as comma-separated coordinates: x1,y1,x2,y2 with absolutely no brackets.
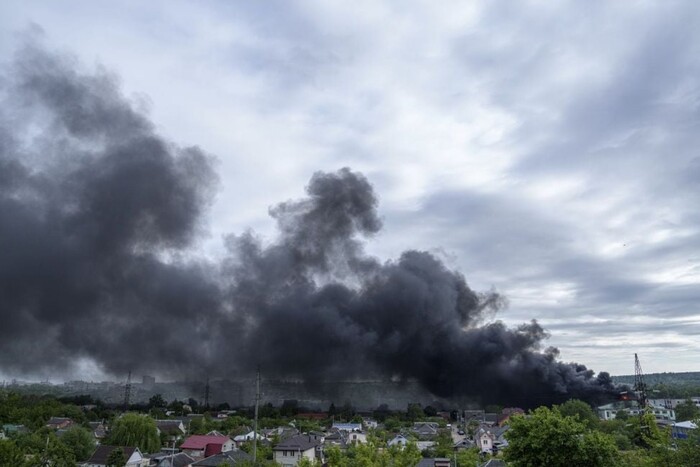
1,0,699,377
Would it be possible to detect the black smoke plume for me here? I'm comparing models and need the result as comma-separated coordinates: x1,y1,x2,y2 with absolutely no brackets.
0,40,616,407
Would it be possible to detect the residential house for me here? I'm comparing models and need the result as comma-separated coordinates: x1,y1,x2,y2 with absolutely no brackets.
346,431,367,445
190,450,253,466
264,426,299,441
273,434,322,466
46,417,74,430
484,413,499,425
156,420,186,440
148,451,195,467
491,425,510,451
331,422,362,432
498,407,525,426
417,459,450,467
179,435,234,459
453,439,475,450
88,421,107,443
322,430,347,449
416,441,436,452
307,431,325,443
233,431,267,448
413,422,439,439
84,445,148,467
464,410,485,424
387,434,409,447
362,418,378,430
476,427,497,453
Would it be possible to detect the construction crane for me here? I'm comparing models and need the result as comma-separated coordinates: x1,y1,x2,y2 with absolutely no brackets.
634,353,649,412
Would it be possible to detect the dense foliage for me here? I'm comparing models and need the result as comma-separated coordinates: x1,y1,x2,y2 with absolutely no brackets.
2,389,700,467
504,406,619,467
106,413,160,453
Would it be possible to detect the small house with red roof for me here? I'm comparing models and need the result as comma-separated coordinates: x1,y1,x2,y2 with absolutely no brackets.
179,434,234,459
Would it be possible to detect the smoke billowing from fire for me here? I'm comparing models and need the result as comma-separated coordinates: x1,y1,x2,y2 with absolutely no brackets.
0,40,616,407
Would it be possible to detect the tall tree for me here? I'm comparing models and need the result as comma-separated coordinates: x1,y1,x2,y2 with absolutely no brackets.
504,406,619,467
558,399,599,429
148,394,166,408
106,413,160,453
0,440,25,466
60,426,95,461
675,399,700,422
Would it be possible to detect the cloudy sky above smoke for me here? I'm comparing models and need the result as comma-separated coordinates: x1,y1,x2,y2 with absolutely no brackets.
1,1,699,380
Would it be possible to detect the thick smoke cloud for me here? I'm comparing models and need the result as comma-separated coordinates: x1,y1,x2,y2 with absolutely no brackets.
0,41,220,377
0,41,616,407
222,169,616,407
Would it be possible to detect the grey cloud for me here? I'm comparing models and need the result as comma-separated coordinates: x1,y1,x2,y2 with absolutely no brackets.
0,41,621,407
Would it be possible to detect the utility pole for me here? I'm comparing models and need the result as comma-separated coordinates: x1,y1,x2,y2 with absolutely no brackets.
123,370,132,411
253,367,261,465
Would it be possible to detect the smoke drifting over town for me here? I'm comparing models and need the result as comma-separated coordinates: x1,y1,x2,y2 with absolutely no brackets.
0,42,616,407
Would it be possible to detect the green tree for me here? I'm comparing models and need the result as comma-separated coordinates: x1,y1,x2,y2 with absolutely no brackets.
406,403,423,422
297,457,322,467
42,438,77,467
0,440,25,466
148,394,166,408
324,436,421,466
340,401,355,421
672,430,700,466
455,448,480,466
558,399,599,429
430,431,454,458
373,404,391,422
626,412,669,450
384,417,402,432
106,413,160,453
674,399,700,422
106,447,126,467
504,406,619,467
60,425,95,461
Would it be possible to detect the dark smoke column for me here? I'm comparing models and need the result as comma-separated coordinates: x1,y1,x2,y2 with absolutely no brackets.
0,38,220,379
0,37,616,407
222,168,617,408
